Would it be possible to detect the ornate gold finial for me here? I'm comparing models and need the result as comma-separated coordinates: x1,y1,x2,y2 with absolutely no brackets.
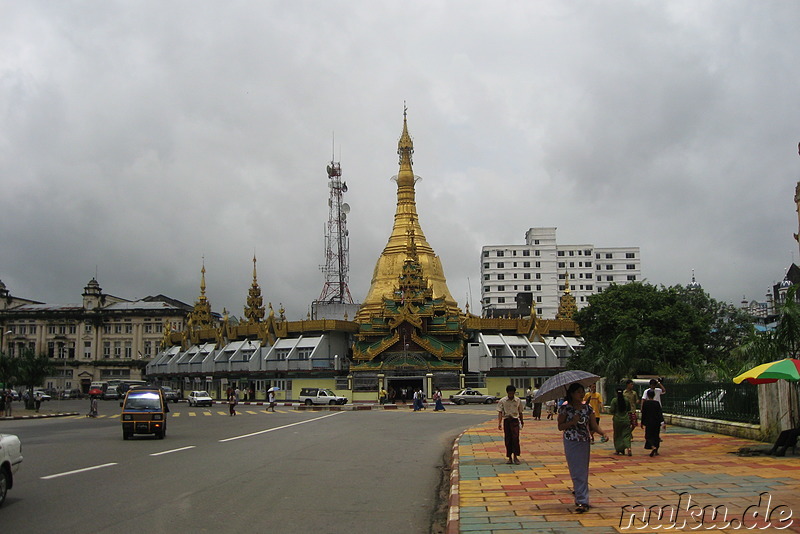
556,274,578,320
279,303,285,321
398,104,414,174
268,302,274,317
564,272,571,294
406,216,418,261
244,255,265,324
200,259,207,299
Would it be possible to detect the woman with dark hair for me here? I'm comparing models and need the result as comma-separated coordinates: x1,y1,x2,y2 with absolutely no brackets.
641,388,664,456
609,388,633,455
558,382,607,513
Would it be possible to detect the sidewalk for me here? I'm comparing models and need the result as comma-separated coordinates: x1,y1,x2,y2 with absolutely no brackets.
448,417,800,533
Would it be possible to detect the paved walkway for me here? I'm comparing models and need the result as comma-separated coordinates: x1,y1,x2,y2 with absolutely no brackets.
448,417,800,533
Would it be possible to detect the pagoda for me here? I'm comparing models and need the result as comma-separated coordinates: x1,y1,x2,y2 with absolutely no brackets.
352,111,464,390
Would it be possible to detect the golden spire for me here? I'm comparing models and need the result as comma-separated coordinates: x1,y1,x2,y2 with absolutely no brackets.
244,255,265,324
356,108,459,322
556,272,577,320
200,259,207,301
189,260,213,329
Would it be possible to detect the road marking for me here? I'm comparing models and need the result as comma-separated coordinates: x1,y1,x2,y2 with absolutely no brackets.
41,462,118,480
150,446,196,456
219,411,345,442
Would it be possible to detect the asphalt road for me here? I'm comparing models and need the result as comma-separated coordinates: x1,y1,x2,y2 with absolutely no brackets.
1,400,496,533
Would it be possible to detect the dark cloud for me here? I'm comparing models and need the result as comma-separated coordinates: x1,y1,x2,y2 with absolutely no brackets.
1,1,798,317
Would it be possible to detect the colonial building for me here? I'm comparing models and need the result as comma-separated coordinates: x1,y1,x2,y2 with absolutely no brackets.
0,278,192,393
481,226,641,319
145,112,583,401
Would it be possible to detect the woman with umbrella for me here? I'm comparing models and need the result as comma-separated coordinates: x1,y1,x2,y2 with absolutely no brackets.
557,381,608,513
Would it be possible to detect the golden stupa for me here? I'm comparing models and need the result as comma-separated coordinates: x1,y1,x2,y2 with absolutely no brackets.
355,110,460,322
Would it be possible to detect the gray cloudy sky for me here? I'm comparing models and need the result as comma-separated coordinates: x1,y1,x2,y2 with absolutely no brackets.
2,1,799,319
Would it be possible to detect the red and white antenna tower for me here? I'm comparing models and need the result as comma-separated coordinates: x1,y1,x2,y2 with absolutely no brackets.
318,156,354,304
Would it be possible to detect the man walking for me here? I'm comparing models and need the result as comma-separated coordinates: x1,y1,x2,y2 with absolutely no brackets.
497,385,524,464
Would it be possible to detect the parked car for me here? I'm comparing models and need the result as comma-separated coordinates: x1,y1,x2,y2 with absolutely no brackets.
449,388,498,405
681,389,726,411
61,389,84,400
102,387,120,400
299,387,348,405
32,389,51,401
120,388,168,440
161,387,179,403
187,391,213,407
0,433,23,506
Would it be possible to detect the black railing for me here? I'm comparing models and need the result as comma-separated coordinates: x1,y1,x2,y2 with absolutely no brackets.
660,382,759,424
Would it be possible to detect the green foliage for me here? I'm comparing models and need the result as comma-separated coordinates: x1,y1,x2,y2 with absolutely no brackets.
0,350,19,388
730,285,800,376
568,282,754,383
15,347,55,408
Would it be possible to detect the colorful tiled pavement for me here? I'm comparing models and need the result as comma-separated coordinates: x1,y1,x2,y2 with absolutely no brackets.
448,418,800,533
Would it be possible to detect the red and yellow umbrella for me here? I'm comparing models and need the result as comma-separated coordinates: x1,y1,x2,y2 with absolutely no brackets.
733,358,800,384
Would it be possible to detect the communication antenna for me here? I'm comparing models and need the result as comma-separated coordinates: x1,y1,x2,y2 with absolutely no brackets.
317,147,354,305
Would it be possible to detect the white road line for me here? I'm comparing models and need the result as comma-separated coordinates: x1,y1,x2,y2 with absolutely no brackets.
219,411,345,442
41,462,118,480
150,446,196,456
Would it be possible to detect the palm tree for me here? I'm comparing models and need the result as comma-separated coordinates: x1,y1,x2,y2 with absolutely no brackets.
15,347,55,409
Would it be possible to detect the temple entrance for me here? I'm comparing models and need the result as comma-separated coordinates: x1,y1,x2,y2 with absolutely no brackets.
387,377,424,403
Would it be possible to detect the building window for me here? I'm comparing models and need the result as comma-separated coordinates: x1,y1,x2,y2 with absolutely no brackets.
606,253,613,259
626,252,635,258
586,273,593,279
124,342,132,359
29,325,36,334
483,263,489,269
497,251,504,257
606,265,613,270
558,262,565,268
512,262,517,267
155,323,163,333
584,249,592,256
524,285,531,291
536,285,541,291
586,262,592,267
627,275,637,281
596,253,600,259
125,324,132,334
558,274,566,280
483,274,490,280
83,341,92,359
522,250,530,257
535,273,541,279
114,342,121,358
534,250,540,256
523,261,530,268
144,323,152,333
557,251,565,256
498,297,505,303
606,275,613,281
69,325,77,334
483,286,490,292
569,250,574,256
511,346,526,357
498,285,505,291
144,341,152,357
523,273,531,279
103,342,111,357
626,264,636,270
536,296,542,303
103,325,112,334
586,285,593,290
535,261,540,268
497,262,504,268
497,274,505,280
483,251,489,257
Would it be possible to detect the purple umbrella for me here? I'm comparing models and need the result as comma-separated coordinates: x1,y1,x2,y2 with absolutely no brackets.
532,370,600,403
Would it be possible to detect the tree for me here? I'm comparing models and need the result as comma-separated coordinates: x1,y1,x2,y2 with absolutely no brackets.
0,350,19,390
568,282,752,383
731,285,800,375
15,347,55,409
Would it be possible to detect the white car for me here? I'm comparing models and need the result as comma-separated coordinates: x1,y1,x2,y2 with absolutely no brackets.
187,390,213,407
0,433,23,506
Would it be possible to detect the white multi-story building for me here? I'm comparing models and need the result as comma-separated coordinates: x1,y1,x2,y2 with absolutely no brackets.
481,227,641,319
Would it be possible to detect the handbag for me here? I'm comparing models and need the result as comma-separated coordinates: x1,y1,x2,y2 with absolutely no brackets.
629,411,639,429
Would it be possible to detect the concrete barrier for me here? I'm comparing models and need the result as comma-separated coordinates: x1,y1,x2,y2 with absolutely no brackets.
664,413,764,441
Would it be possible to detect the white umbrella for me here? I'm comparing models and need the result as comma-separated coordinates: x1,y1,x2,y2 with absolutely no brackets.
532,370,600,403
267,386,280,392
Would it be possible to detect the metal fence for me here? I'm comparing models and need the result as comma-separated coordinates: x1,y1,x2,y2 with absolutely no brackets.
603,382,759,424
660,382,759,424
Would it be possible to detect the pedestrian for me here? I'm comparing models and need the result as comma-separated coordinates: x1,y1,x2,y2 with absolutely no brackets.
609,388,632,455
622,379,640,433
545,398,556,419
4,390,13,417
419,389,426,409
267,389,276,412
497,385,524,465
379,387,387,405
34,390,42,412
557,382,607,513
642,378,666,405
88,395,98,417
433,388,445,411
525,387,532,410
412,389,421,411
641,389,664,456
584,383,604,443
0,390,5,417
229,390,237,416
532,388,543,420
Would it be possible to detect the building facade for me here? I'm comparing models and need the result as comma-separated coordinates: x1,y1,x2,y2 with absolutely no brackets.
481,227,641,319
0,278,192,393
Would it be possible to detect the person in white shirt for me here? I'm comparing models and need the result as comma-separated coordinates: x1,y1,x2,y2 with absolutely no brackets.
497,385,524,464
642,379,666,405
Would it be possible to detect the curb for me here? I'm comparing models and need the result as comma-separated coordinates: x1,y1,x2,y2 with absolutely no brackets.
445,429,466,534
1,412,80,420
